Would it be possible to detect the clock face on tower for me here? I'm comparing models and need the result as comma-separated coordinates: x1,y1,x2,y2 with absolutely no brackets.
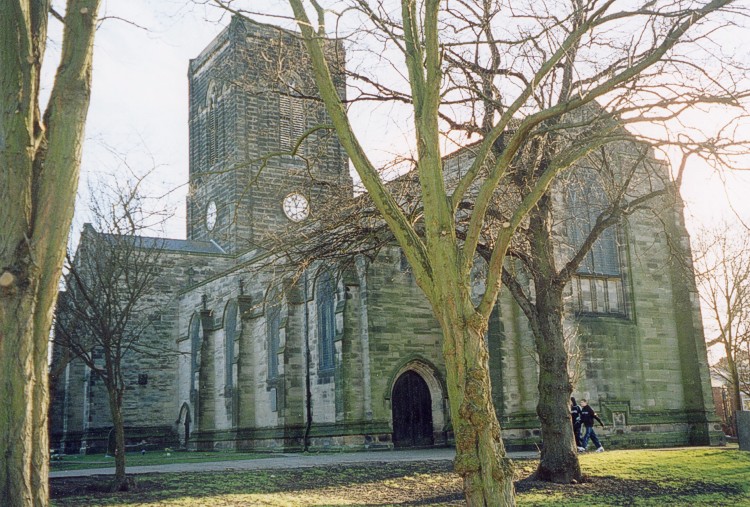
206,200,218,231
282,192,309,222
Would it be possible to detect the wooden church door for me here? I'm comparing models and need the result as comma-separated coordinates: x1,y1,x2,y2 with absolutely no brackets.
392,370,434,448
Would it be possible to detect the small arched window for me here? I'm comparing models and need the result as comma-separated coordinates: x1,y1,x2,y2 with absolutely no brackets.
317,271,335,372
279,76,306,152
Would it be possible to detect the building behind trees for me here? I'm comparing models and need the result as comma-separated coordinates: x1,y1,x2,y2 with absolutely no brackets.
50,16,721,454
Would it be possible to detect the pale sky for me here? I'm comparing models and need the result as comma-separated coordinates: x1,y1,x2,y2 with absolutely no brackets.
60,1,749,235
59,0,408,235
50,1,749,361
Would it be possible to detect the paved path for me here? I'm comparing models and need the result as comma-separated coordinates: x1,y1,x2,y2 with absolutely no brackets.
49,448,539,479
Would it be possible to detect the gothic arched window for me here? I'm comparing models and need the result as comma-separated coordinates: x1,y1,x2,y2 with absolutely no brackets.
565,168,625,315
566,177,621,277
317,271,335,372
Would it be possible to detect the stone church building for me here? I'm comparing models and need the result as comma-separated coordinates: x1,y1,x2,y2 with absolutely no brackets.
50,16,722,454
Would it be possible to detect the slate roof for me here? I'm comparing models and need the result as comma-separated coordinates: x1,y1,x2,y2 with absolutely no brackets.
138,237,226,254
82,224,226,255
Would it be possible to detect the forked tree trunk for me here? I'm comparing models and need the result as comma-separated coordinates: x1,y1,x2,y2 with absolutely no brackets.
1,2,100,505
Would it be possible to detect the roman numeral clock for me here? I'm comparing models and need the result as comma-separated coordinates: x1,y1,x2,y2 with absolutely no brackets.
282,191,309,222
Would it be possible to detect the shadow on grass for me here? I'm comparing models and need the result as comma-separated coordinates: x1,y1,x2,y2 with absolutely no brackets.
50,459,747,506
51,461,464,505
517,475,743,506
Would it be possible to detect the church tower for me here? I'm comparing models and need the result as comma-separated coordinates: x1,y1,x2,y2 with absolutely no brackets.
186,17,351,254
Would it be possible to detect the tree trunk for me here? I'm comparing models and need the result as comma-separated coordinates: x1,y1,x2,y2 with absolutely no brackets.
534,291,582,483
527,192,582,483
1,1,100,505
440,309,516,506
108,386,130,492
0,291,48,507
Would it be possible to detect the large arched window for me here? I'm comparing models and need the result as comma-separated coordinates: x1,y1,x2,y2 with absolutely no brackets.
565,169,625,315
317,271,335,373
567,179,620,277
266,298,281,381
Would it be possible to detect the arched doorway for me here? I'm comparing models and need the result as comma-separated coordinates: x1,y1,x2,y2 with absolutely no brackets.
392,370,434,448
177,403,192,448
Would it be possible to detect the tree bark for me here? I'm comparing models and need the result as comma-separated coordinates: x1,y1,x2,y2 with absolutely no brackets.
0,2,100,505
523,193,582,483
108,386,129,491
533,291,582,483
437,300,516,506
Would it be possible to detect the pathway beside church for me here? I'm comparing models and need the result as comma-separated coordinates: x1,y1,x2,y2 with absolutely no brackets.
49,448,539,478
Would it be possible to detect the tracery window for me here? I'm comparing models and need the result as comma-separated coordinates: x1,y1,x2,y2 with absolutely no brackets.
566,170,626,315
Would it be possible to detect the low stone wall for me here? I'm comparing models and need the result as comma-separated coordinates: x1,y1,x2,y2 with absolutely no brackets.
74,425,179,455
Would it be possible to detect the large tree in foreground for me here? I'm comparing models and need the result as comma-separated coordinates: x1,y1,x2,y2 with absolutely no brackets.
269,120,701,485
0,2,101,506
207,0,745,502
276,1,746,504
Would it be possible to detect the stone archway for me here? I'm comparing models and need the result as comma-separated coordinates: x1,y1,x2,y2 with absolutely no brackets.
391,370,434,448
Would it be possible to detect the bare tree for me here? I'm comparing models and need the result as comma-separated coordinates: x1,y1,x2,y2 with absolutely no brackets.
0,3,101,505
713,352,750,429
55,173,170,492
492,124,706,481
190,0,750,503
272,118,692,484
694,223,750,433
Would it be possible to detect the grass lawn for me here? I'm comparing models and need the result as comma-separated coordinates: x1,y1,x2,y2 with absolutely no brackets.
50,446,750,506
49,450,267,471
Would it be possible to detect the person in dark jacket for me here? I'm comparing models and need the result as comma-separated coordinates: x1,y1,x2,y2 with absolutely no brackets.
570,397,583,451
579,399,605,452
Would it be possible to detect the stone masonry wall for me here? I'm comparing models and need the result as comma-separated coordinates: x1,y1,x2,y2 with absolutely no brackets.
186,17,350,254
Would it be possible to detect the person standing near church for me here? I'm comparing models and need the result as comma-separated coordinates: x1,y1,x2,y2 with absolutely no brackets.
571,397,583,451
579,399,605,452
